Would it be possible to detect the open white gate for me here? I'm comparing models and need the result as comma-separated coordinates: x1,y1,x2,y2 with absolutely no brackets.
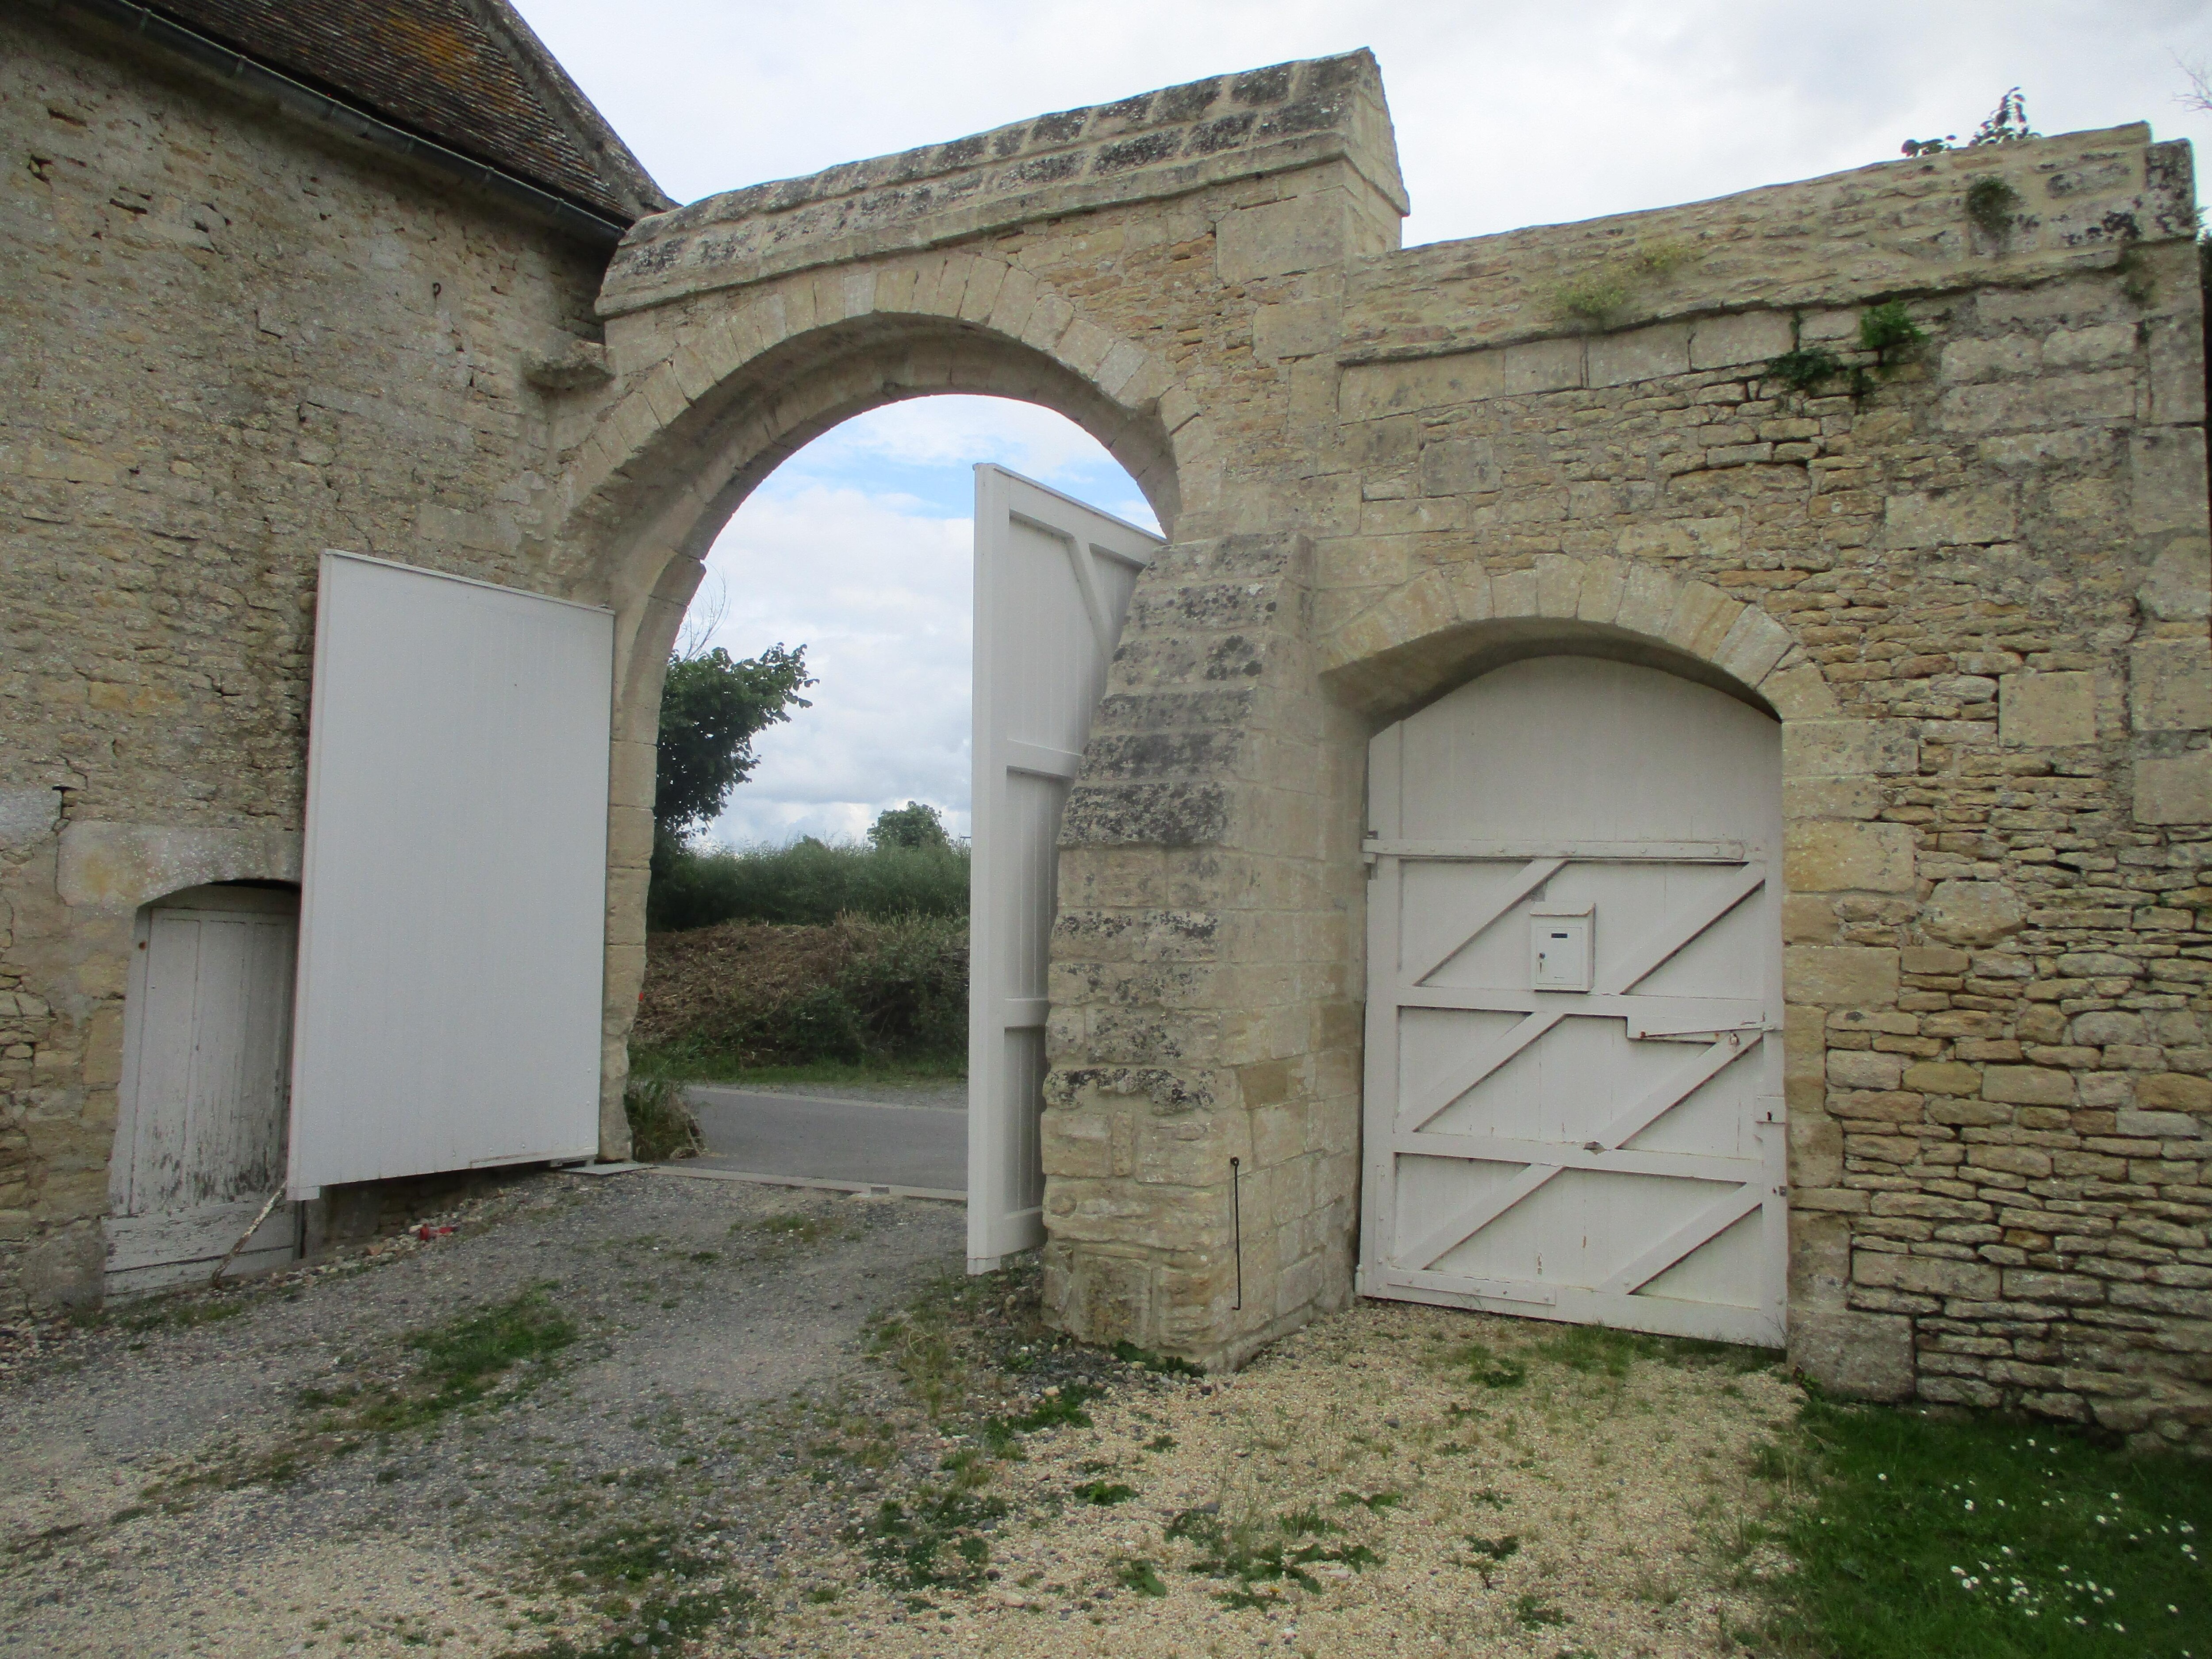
969,465,1161,1272
1360,656,1786,1346
288,553,613,1198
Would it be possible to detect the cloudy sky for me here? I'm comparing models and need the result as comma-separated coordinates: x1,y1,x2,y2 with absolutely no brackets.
512,0,2212,846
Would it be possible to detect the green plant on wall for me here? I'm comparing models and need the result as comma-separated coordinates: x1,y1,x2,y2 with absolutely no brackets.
1857,301,1926,368
1964,175,2022,240
1547,239,1694,328
1765,345,1844,396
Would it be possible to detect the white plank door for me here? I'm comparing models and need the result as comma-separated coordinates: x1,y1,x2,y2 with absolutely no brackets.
106,885,301,1290
287,553,613,1198
969,465,1162,1272
1361,657,1787,1347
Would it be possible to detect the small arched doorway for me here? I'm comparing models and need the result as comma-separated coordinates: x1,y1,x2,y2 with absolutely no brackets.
107,881,302,1290
1359,655,1786,1346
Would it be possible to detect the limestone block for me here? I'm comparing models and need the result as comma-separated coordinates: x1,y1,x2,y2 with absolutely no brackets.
2131,426,2210,535
1828,1050,1904,1089
1612,564,1683,638
1498,338,1584,396
1762,662,1840,719
1790,1308,1915,1402
1785,776,1883,821
1617,515,1740,561
1854,1250,1999,1299
1586,322,1690,387
1921,879,2027,946
1785,946,1901,1007
2139,539,2212,623
1689,311,1793,370
0,787,60,849
2000,672,2097,748
1217,195,1348,282
2130,639,2212,733
1982,1066,2076,1106
1783,720,1918,777
1785,822,1916,893
1251,302,1339,364
1711,606,1794,688
2134,750,2212,825
1417,437,1499,496
1574,555,1625,623
1884,488,2018,548
2116,1108,2202,1139
2135,1073,2212,1113
1903,1061,1981,1096
57,822,302,911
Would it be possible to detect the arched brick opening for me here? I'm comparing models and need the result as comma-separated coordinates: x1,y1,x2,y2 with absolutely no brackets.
555,271,1204,1156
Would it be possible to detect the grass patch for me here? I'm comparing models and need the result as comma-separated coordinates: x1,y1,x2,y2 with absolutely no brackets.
859,1487,1006,1591
1074,1479,1138,1505
1110,1339,1204,1378
526,1521,757,1658
1164,1505,1382,1599
123,1298,246,1333
301,1289,576,1436
1768,1397,2211,1658
622,1075,703,1162
1441,1340,1528,1389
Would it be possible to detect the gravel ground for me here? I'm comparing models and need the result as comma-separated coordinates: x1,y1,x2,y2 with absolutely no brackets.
3,1173,1802,1659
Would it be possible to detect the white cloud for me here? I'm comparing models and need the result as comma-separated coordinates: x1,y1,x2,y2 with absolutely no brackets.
696,398,1141,846
517,0,2212,245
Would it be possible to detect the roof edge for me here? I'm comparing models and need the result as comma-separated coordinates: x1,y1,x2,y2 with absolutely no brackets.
40,0,638,244
467,0,674,219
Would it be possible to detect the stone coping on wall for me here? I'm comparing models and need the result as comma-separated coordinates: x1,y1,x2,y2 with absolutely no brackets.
598,50,1404,316
1340,125,2193,366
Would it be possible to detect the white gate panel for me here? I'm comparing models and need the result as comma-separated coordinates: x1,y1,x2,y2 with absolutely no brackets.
288,553,613,1198
969,466,1160,1272
1361,657,1786,1346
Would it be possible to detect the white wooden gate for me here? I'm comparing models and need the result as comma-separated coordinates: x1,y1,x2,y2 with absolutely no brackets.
969,465,1161,1271
1360,657,1786,1346
288,553,613,1198
106,885,301,1290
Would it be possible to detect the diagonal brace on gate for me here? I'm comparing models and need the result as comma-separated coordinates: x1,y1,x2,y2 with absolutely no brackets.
1394,1032,1758,1274
1398,862,1767,1135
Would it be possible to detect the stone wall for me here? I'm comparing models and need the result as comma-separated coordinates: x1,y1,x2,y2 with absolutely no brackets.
0,6,614,1303
6,22,2205,1447
1307,128,2211,1443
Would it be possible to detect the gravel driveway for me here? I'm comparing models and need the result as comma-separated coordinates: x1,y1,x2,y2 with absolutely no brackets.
3,1170,1800,1658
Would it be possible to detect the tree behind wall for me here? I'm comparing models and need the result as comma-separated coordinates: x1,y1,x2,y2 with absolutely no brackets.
653,642,813,869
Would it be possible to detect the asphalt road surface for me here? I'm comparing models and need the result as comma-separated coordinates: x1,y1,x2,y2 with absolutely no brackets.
684,1085,967,1194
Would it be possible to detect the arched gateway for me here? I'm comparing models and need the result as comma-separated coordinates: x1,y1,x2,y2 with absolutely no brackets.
549,57,2204,1431
8,13,2201,1439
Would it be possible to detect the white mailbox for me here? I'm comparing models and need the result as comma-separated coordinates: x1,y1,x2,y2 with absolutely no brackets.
1530,904,1594,992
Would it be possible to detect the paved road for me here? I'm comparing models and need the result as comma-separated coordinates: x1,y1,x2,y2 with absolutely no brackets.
684,1085,967,1194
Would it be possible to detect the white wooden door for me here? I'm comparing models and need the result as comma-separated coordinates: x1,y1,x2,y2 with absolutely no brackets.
1360,657,1786,1346
969,465,1161,1272
107,885,301,1290
288,553,613,1198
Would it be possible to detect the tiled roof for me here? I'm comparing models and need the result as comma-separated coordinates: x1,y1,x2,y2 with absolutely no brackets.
141,0,670,225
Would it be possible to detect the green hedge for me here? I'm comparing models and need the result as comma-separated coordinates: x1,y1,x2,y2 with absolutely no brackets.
638,915,968,1067
648,839,969,932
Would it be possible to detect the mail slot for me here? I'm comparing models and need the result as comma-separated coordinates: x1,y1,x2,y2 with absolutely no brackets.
1530,903,1594,992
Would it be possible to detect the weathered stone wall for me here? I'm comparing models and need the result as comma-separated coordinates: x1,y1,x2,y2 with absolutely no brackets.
7,21,2205,1447
574,76,2208,1440
0,5,614,1303
1307,128,2210,1443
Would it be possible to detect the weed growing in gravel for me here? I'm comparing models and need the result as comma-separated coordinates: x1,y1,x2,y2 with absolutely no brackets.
1513,1591,1567,1628
123,1298,246,1333
860,1487,1006,1592
1074,1479,1138,1505
1164,1504,1382,1602
525,1519,757,1659
1440,1340,1528,1389
1337,1490,1405,1512
1110,1340,1204,1377
1767,1398,2211,1658
304,1286,577,1436
1115,1557,1169,1597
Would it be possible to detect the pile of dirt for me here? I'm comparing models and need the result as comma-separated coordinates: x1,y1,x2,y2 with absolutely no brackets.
637,919,861,1043
636,915,967,1064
